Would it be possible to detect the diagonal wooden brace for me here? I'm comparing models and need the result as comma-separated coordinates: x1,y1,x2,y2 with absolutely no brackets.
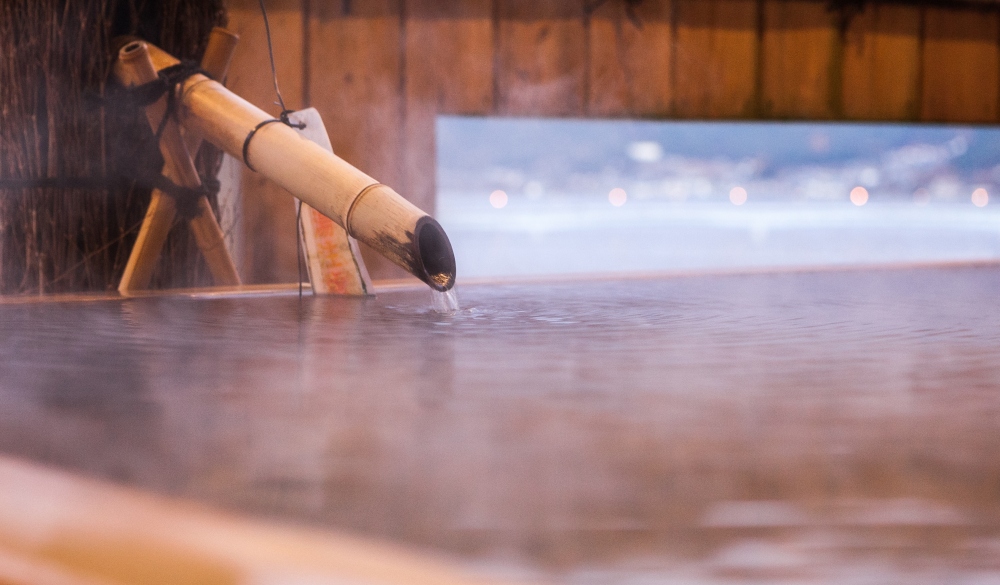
116,28,241,293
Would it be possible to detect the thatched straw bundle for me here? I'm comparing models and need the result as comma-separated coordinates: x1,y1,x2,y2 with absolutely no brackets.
0,0,226,294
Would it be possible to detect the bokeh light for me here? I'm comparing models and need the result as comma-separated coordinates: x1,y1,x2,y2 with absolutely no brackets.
489,190,508,209
609,188,627,207
729,187,748,206
972,188,989,207
626,141,663,162
850,186,869,206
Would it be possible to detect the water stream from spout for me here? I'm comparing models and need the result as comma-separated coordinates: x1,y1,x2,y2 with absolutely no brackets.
430,289,460,313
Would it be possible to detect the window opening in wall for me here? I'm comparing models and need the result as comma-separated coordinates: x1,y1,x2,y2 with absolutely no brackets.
436,116,1000,280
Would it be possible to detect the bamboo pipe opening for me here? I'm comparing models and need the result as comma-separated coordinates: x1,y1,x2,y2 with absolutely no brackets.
414,216,456,291
121,39,144,57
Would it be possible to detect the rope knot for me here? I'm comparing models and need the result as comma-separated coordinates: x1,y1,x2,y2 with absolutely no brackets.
279,109,306,129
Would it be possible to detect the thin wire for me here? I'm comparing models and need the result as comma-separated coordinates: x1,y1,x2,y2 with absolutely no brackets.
48,216,146,286
257,0,307,299
296,200,303,300
258,0,291,114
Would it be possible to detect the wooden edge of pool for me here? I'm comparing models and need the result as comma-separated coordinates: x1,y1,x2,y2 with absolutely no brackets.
2,258,1000,305
0,455,502,585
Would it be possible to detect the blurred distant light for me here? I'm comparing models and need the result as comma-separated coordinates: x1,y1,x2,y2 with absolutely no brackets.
972,187,989,207
729,186,748,206
524,181,545,199
489,190,508,209
850,186,869,206
913,188,930,206
609,187,627,207
627,141,663,163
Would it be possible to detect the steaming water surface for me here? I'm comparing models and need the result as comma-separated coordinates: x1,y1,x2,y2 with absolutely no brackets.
2,266,1000,582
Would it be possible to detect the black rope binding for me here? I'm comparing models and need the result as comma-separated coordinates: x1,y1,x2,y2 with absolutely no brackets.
124,61,207,107
132,59,217,219
146,173,219,220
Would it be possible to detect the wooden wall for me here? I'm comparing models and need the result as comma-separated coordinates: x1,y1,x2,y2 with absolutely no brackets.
223,0,1000,283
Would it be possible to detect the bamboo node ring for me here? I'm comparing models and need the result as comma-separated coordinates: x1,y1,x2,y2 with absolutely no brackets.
345,183,384,238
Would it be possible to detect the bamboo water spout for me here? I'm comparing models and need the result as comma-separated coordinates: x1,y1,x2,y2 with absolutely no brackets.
115,40,456,291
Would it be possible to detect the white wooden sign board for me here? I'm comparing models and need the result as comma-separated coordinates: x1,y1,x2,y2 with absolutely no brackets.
287,108,373,296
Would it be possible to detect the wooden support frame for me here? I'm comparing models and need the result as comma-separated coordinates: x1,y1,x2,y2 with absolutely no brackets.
116,28,242,294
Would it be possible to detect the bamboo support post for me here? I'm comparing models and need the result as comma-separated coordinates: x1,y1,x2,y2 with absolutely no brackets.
115,34,241,293
200,27,240,86
118,193,178,292
134,41,455,291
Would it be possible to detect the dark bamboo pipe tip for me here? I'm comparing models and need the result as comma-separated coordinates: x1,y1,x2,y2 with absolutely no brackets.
414,217,456,291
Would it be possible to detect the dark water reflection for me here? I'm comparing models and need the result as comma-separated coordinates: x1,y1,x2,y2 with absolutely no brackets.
3,266,1000,582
